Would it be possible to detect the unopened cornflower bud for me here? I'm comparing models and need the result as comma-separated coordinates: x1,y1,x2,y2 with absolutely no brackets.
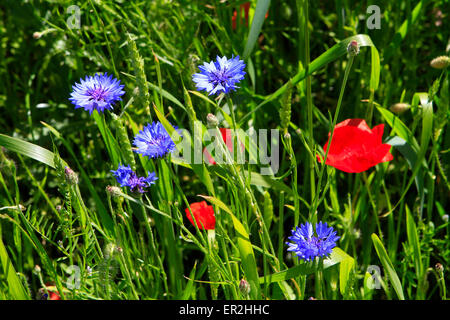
239,279,251,295
206,113,219,128
435,263,444,273
442,214,449,222
64,166,79,185
106,185,122,197
284,132,291,140
430,56,450,69
390,103,410,114
347,40,360,56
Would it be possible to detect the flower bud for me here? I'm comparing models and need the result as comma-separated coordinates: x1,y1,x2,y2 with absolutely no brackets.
347,40,360,56
239,279,251,295
64,166,79,185
435,263,444,273
430,56,450,69
390,103,410,114
33,32,42,39
206,113,219,128
106,185,122,197
34,265,41,274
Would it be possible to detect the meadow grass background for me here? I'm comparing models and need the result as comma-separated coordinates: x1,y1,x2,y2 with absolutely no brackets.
0,0,449,300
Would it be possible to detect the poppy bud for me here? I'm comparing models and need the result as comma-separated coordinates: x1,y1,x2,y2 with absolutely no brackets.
435,263,444,273
206,113,219,128
33,265,41,274
390,103,410,114
430,56,450,69
347,40,360,56
64,166,79,185
239,279,251,295
106,185,122,197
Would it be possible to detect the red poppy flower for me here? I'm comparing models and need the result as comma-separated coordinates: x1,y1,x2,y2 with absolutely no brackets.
204,128,244,165
319,119,393,173
185,201,215,230
38,283,61,300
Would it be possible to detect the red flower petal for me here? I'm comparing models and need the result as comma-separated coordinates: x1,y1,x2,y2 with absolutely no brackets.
203,128,244,165
185,201,215,230
320,119,394,173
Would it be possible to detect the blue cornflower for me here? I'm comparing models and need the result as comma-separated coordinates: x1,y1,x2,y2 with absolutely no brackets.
111,164,134,187
111,164,158,193
192,55,246,95
133,121,177,159
144,171,158,186
286,221,340,262
69,72,125,115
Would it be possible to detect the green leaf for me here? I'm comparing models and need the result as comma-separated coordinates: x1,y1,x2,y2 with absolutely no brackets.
0,134,57,168
339,253,354,296
0,236,30,299
375,106,416,147
199,195,261,299
406,205,423,280
371,233,405,300
243,0,271,60
258,247,353,284
92,111,122,167
180,261,197,300
386,135,424,194
370,46,380,91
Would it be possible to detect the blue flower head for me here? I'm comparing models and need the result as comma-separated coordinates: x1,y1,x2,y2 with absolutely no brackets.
111,164,158,193
69,72,125,115
133,121,178,159
286,221,340,262
192,55,246,95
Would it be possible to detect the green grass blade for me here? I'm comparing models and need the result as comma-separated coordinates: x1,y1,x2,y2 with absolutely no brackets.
0,134,56,168
199,195,261,299
0,236,30,300
243,0,271,60
258,247,353,284
153,105,215,195
406,205,424,298
371,233,405,300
